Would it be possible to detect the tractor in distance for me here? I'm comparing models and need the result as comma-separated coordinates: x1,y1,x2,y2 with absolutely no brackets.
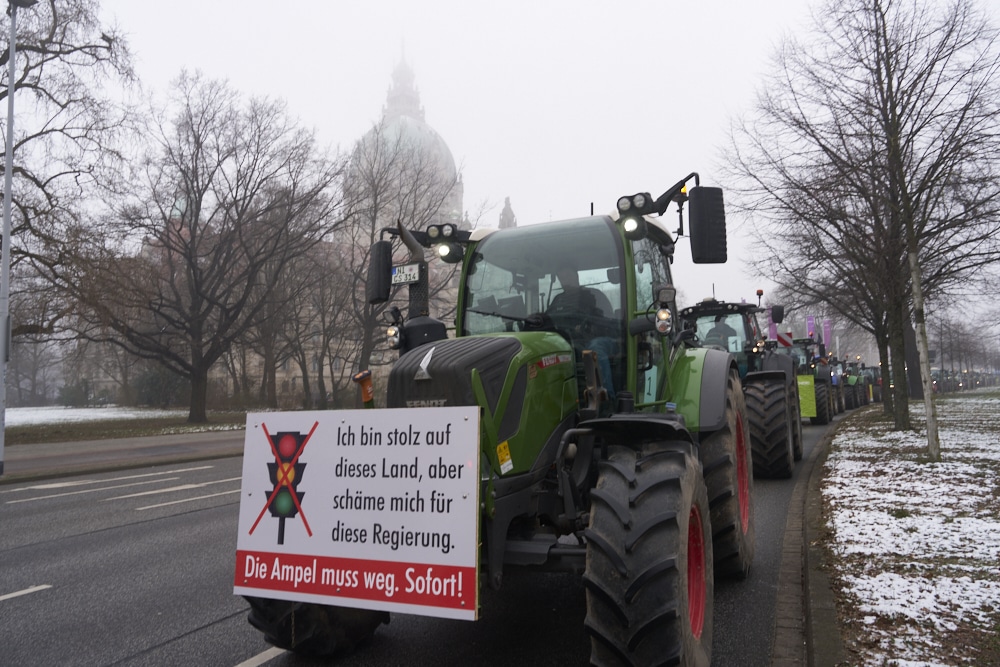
679,293,802,478
776,336,836,426
842,356,871,409
243,173,754,666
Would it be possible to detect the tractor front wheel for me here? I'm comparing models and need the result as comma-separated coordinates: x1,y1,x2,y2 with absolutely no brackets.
245,597,388,657
745,378,794,479
811,382,831,425
584,441,713,667
700,368,754,578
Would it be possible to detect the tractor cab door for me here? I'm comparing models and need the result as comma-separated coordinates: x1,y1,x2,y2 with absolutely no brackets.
629,232,674,406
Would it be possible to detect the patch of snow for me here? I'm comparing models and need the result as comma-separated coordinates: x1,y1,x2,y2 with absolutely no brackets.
822,391,1000,665
5,406,187,427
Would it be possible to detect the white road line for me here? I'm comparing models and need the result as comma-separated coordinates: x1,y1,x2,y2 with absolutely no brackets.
232,646,286,667
136,489,241,510
0,465,215,495
106,476,243,501
6,477,181,504
0,584,52,602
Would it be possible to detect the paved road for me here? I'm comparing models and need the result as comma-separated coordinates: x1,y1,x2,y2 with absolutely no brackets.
0,421,842,665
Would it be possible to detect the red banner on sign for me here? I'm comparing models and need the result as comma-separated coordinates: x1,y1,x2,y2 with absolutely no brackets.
236,549,475,612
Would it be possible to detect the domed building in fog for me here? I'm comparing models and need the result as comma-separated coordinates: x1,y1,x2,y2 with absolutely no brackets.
350,57,465,231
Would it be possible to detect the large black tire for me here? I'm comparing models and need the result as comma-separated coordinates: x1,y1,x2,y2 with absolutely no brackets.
845,383,857,410
745,379,794,479
790,383,803,461
836,385,846,413
245,597,388,657
699,368,754,578
811,381,831,425
584,441,713,667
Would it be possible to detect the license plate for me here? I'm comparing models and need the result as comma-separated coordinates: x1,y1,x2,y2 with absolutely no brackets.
391,263,420,285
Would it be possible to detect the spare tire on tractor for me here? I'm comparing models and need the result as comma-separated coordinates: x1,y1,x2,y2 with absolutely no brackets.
245,597,388,657
699,368,754,578
584,440,713,667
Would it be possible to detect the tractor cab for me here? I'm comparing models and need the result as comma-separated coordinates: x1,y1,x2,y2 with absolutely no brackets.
679,297,774,378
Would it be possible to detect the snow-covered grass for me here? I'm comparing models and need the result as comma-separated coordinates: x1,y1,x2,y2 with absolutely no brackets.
4,405,188,427
822,391,1000,666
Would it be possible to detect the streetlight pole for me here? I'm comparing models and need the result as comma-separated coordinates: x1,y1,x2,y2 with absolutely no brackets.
0,0,36,476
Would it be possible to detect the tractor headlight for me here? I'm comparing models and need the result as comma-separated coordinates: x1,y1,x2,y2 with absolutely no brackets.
655,308,672,334
622,216,648,240
387,325,401,349
437,241,463,263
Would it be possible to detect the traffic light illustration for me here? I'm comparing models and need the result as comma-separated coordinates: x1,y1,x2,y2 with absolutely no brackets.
249,422,318,545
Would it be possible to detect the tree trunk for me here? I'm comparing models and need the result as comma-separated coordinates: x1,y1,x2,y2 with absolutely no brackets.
261,340,278,409
907,245,940,460
316,350,329,410
886,301,910,430
296,353,312,410
188,369,208,423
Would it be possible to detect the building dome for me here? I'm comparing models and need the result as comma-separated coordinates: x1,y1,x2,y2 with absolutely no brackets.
351,57,463,228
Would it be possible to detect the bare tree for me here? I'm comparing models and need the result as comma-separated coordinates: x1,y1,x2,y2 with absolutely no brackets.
726,0,1000,457
339,118,461,382
0,0,136,376
44,72,346,422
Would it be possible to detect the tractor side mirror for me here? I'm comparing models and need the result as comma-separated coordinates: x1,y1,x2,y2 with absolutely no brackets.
688,186,727,264
771,305,785,324
366,240,393,305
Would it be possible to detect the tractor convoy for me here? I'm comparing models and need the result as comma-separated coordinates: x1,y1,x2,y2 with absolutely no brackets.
680,296,802,478
238,174,866,665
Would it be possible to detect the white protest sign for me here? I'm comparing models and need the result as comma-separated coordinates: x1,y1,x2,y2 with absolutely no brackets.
233,406,480,620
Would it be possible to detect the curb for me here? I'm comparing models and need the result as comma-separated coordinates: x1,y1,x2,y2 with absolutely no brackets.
804,422,848,667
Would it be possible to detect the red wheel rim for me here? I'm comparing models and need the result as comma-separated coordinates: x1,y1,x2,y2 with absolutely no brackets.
687,505,706,639
735,412,750,532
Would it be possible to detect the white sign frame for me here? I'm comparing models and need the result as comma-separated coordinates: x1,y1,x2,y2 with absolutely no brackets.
234,406,480,620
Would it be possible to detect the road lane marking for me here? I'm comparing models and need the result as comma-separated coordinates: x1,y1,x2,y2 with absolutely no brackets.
233,647,286,667
136,489,241,510
5,478,182,504
106,476,242,501
0,466,215,495
0,585,52,602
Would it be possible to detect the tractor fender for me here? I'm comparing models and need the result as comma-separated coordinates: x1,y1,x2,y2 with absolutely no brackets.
744,369,786,387
578,411,691,446
698,347,738,433
762,349,795,379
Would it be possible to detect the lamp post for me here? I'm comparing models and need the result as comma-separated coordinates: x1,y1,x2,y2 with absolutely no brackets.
0,0,36,476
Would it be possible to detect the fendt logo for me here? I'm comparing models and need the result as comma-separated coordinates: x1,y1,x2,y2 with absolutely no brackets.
248,422,317,545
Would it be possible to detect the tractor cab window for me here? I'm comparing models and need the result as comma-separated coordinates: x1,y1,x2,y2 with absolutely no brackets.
631,234,673,404
461,216,626,398
693,313,745,353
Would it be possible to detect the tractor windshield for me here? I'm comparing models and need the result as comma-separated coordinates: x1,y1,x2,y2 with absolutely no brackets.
461,216,624,336
691,312,747,353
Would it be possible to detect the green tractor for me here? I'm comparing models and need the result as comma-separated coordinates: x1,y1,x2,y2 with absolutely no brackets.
679,296,802,478
777,337,836,426
842,358,871,408
245,174,753,665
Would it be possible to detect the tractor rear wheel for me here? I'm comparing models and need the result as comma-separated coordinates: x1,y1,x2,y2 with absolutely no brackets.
790,383,803,461
811,382,831,425
584,441,713,667
245,597,388,657
845,384,857,410
700,368,754,578
745,378,794,479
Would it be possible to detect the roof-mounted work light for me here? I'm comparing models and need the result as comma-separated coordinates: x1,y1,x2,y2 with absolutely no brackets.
617,192,654,240
437,241,463,263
